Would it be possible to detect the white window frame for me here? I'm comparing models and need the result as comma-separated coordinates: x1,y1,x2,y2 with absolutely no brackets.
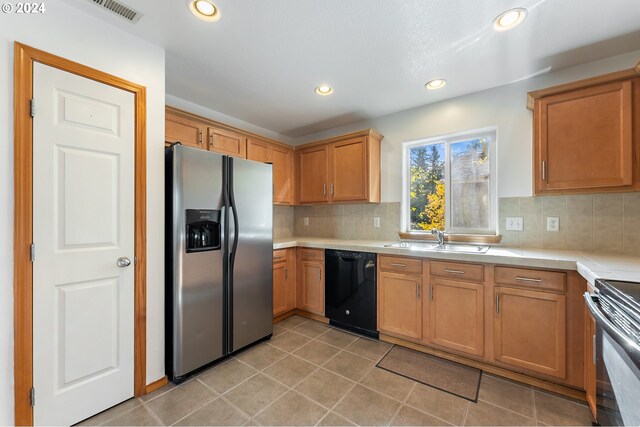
401,127,498,235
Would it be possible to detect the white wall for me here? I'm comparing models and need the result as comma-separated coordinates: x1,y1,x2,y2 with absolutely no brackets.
0,5,165,425
294,50,640,201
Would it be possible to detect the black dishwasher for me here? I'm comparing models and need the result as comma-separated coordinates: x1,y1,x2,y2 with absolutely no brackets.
325,250,378,338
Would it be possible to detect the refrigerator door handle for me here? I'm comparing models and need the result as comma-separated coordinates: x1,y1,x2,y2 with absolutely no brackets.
228,158,240,274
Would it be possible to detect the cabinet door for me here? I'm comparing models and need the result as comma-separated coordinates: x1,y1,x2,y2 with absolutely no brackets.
494,287,566,378
247,138,271,163
208,127,247,158
378,272,422,340
298,145,329,204
272,145,294,205
536,80,634,193
165,113,205,149
329,137,367,202
428,279,484,357
299,261,324,315
285,255,296,312
273,261,288,316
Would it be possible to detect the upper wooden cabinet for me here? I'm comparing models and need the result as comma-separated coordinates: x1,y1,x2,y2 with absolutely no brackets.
297,129,382,204
298,145,329,204
208,127,246,158
529,66,640,195
271,145,294,205
165,107,295,205
247,138,295,205
247,138,271,163
165,112,205,149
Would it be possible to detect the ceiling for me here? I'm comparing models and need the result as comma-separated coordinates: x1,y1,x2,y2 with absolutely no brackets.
64,0,640,139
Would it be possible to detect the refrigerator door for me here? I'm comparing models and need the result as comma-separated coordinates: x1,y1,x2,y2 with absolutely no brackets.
169,146,226,378
228,157,273,352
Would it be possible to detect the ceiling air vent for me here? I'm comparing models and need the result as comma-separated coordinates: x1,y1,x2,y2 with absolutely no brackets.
87,0,142,23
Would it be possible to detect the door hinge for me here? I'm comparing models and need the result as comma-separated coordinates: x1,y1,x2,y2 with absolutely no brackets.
29,387,35,407
134,255,137,266
30,243,35,262
30,99,35,118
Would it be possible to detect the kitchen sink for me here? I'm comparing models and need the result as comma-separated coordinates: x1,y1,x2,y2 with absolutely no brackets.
384,241,490,254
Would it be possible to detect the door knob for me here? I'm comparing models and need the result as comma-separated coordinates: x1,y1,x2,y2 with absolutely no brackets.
117,257,132,268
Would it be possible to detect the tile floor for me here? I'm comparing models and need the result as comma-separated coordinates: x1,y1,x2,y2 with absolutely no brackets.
79,316,594,426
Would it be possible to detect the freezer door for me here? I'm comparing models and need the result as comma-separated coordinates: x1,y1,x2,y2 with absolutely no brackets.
229,157,273,352
170,146,226,378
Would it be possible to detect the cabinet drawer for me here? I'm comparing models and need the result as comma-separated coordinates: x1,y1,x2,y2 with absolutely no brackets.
494,266,566,292
379,255,422,275
273,249,287,262
300,248,324,262
430,261,484,282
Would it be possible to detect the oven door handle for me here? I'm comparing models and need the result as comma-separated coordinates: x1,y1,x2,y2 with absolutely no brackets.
584,292,640,359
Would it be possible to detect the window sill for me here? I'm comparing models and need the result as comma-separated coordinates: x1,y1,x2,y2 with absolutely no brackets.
397,232,502,244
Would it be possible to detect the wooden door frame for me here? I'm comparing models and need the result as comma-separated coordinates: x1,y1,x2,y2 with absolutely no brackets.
13,42,147,426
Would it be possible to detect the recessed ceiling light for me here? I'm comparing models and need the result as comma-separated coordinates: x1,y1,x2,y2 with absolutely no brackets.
493,8,527,31
188,0,221,22
315,84,334,96
425,79,447,90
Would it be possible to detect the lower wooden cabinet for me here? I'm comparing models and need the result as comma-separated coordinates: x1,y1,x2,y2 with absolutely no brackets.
297,249,325,315
273,249,295,316
493,287,567,378
378,271,422,340
428,278,484,357
375,259,585,389
273,261,288,316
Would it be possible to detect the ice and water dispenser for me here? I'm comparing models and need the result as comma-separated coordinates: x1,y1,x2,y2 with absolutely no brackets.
185,209,221,253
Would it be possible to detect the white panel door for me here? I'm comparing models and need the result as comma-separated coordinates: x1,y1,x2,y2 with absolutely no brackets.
32,62,135,426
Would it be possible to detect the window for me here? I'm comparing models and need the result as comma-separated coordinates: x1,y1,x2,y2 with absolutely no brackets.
402,128,497,235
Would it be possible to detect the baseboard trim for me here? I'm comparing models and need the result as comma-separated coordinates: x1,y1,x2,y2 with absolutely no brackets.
293,309,329,324
272,310,297,324
145,376,169,395
273,309,330,325
380,334,586,402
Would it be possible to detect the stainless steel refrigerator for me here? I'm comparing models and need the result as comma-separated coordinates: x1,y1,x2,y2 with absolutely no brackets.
165,144,273,381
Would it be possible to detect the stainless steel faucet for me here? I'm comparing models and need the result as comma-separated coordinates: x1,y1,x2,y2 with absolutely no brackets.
431,228,445,245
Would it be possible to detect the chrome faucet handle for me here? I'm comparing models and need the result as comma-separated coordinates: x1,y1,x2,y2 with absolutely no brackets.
431,228,445,245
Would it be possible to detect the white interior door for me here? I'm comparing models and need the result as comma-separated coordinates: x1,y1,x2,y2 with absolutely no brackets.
32,62,135,426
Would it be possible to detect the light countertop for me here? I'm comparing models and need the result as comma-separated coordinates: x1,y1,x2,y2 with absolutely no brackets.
273,237,640,286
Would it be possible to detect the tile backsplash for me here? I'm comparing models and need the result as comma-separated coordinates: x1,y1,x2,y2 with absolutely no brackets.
292,203,401,241
500,193,640,255
272,193,640,255
273,206,294,239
